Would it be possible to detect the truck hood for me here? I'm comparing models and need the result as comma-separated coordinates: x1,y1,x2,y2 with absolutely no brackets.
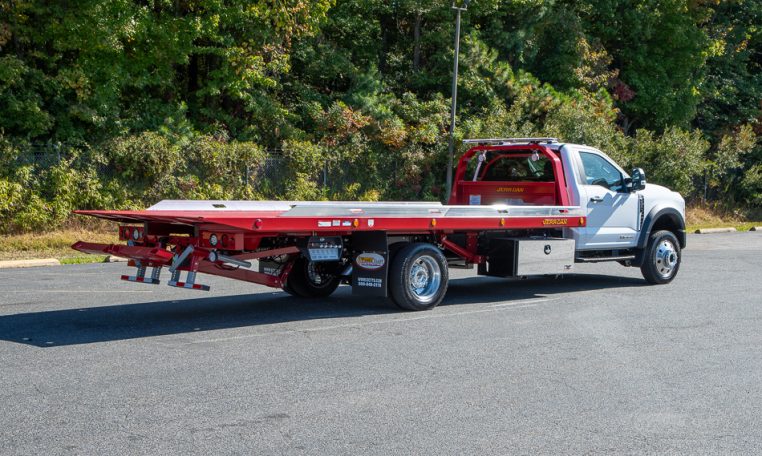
643,183,681,198
641,183,686,218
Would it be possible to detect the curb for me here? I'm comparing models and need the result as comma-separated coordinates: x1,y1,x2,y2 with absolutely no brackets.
105,255,129,263
751,227,762,232
0,258,61,269
694,227,738,234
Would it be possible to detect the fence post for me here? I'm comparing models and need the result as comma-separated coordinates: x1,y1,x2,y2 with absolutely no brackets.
703,171,707,205
323,160,328,189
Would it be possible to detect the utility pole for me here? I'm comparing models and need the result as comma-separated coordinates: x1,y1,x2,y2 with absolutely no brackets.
445,0,470,201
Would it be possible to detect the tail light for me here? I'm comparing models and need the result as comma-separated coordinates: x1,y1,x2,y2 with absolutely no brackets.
202,232,242,250
119,226,144,241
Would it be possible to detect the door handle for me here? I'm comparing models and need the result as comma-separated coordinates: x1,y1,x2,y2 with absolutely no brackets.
589,196,604,203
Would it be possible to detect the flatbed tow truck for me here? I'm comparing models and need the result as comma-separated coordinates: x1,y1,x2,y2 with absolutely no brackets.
72,138,686,310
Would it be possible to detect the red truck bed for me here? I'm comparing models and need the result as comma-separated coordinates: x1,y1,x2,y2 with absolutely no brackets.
75,200,584,234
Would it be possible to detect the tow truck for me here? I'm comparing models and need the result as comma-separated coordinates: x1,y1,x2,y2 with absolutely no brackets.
72,138,686,310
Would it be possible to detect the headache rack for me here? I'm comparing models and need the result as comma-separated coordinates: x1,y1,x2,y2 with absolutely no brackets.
462,137,559,145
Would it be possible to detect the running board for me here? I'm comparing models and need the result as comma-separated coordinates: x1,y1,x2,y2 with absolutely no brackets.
576,255,636,263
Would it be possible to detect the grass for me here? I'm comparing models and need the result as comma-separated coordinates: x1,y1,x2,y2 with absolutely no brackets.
685,205,762,232
0,228,118,262
60,255,109,265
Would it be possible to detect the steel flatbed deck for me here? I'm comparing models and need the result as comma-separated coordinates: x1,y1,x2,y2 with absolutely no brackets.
75,200,585,234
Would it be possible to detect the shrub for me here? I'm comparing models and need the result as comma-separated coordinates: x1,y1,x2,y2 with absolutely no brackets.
631,128,709,196
740,164,762,207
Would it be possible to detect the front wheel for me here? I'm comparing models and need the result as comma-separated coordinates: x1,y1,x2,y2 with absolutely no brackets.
389,243,449,311
283,257,341,298
640,230,681,284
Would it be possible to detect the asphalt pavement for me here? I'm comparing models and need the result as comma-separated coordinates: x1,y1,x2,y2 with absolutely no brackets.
1,232,761,455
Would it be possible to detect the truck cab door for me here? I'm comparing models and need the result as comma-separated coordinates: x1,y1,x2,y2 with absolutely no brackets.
575,151,640,250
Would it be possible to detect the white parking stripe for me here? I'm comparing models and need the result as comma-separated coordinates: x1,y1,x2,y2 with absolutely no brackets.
489,297,555,308
1,290,155,293
184,298,555,345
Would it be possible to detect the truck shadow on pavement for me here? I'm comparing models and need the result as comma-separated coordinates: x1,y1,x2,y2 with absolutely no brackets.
0,274,643,347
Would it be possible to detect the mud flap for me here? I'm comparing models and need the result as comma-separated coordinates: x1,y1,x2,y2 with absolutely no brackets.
351,231,388,297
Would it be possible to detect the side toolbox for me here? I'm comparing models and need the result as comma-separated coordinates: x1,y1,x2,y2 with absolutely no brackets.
479,237,575,277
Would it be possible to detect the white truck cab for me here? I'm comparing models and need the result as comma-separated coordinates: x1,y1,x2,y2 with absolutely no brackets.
557,143,686,253
555,142,685,283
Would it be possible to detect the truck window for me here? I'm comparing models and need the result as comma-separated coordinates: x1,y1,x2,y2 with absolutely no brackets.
579,152,623,191
483,158,531,181
471,151,558,182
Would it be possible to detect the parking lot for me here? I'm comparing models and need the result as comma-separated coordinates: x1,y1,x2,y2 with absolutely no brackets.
1,232,761,454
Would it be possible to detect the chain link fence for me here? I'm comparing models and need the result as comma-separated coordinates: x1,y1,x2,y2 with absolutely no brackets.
17,143,355,197
14,140,435,206
18,143,77,167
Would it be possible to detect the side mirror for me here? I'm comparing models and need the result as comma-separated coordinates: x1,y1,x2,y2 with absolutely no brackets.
629,168,646,192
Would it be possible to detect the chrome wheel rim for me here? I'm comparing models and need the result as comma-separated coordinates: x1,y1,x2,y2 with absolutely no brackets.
408,256,441,303
654,239,678,279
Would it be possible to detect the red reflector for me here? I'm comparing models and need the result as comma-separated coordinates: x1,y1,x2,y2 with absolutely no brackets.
171,281,211,291
121,275,159,285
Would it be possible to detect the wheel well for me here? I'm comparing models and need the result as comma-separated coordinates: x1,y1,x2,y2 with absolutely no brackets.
650,213,685,248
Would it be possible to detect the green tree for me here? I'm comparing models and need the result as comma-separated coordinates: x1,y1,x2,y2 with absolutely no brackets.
695,0,762,137
578,0,711,131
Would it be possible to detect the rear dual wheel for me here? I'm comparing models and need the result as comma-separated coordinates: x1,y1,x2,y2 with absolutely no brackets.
389,243,449,311
283,257,341,298
283,243,450,310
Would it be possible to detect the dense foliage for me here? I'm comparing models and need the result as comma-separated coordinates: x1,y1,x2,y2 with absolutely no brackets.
1,0,761,233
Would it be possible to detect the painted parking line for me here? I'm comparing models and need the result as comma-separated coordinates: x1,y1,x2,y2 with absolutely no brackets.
489,298,555,308
0,290,155,293
184,298,556,345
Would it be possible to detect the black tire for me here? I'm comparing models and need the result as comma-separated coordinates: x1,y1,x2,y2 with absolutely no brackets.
389,243,449,311
282,276,300,297
640,230,681,284
283,257,341,298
